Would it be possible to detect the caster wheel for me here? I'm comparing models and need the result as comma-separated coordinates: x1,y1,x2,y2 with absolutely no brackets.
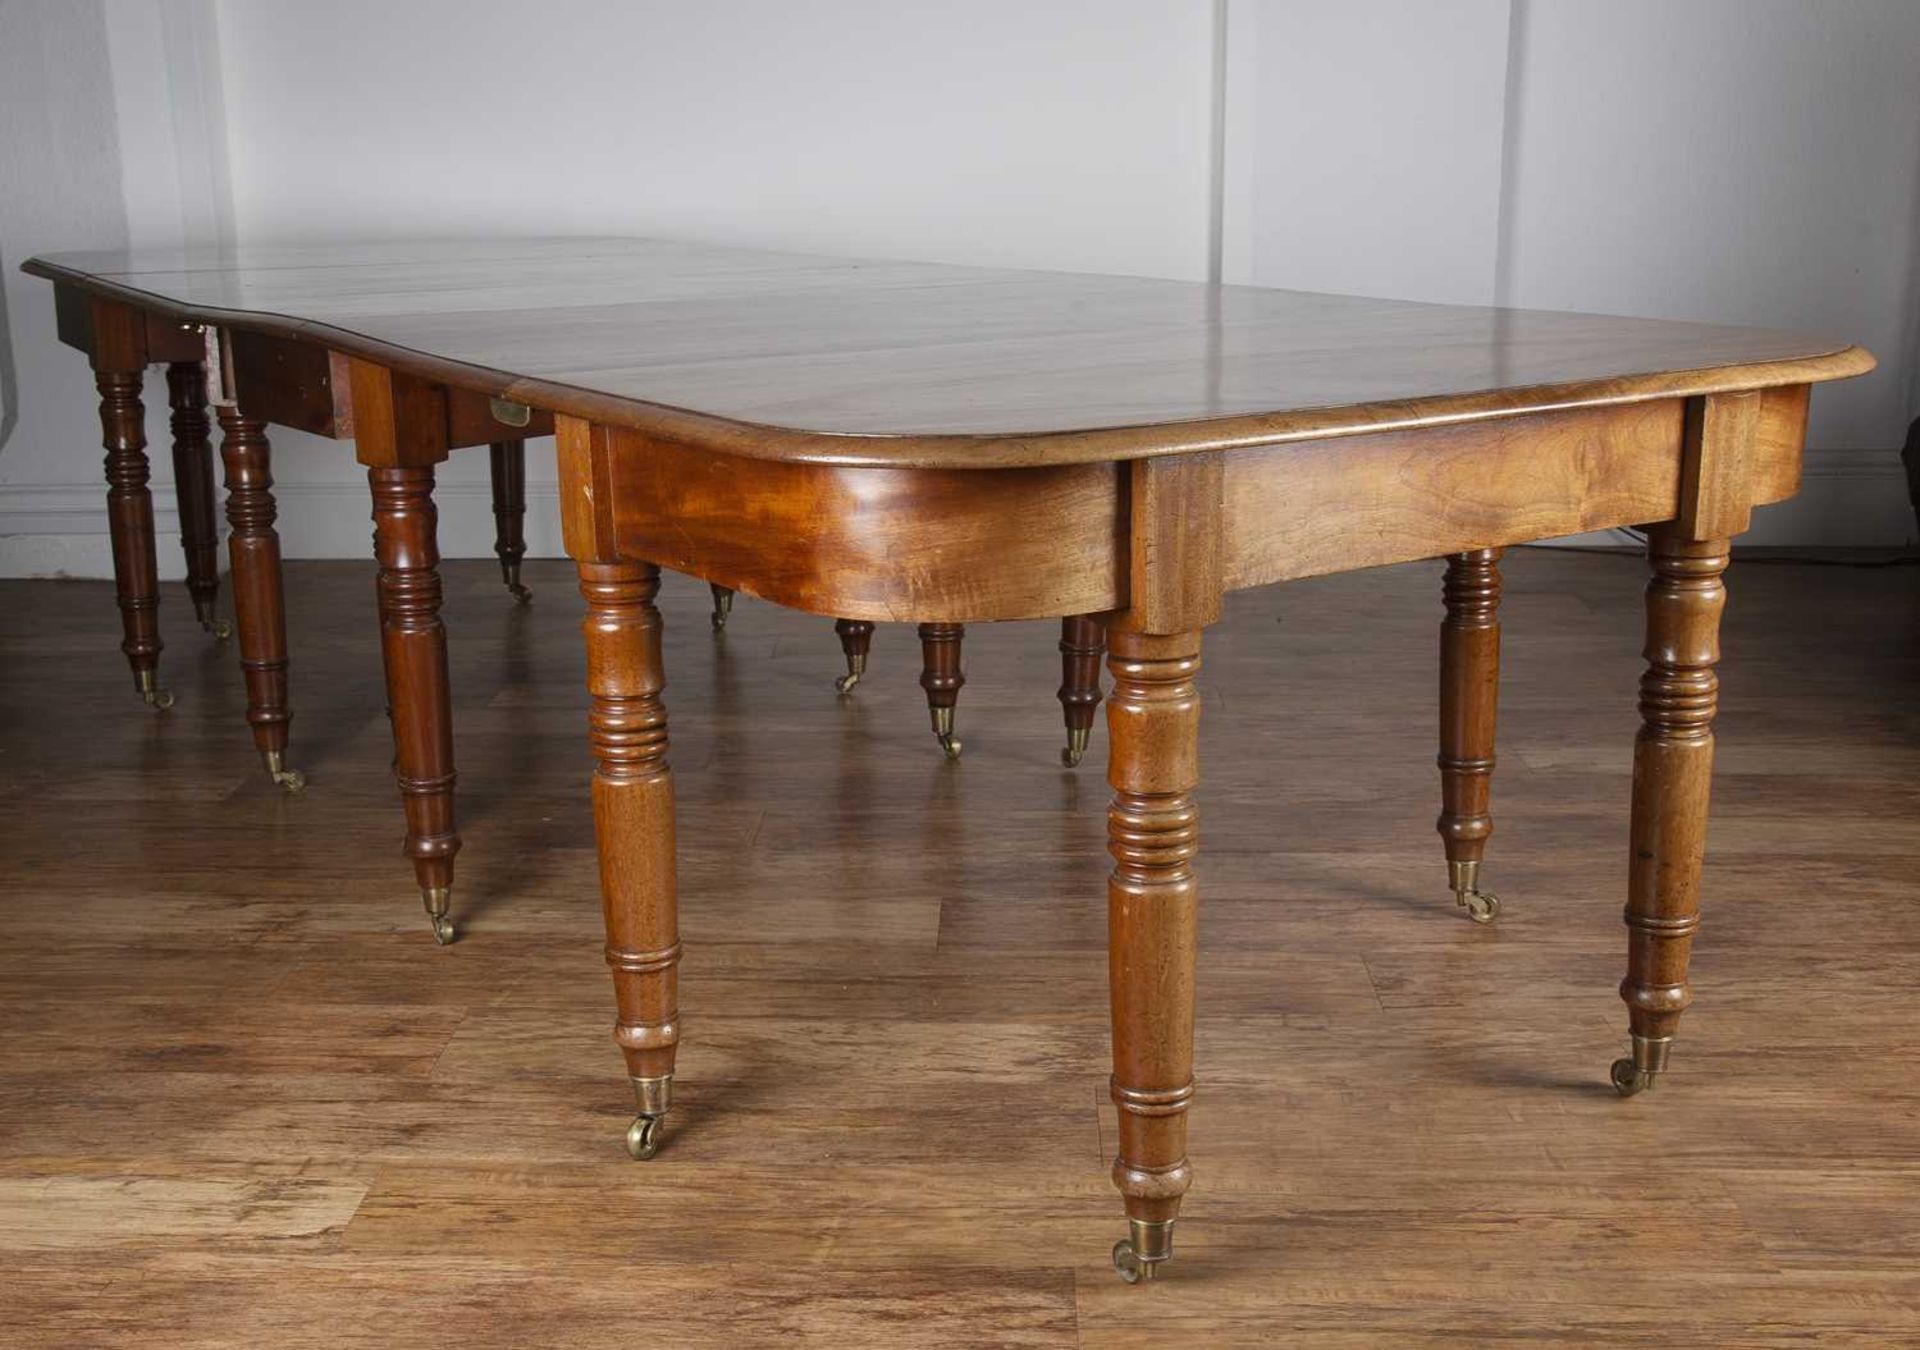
210,618,234,641
143,688,176,712
430,915,457,946
1461,890,1500,924
939,734,962,761
1610,1057,1656,1096
1111,1240,1155,1284
509,585,533,605
626,1114,664,1160
264,753,305,795
834,672,861,695
709,612,725,631
1062,729,1092,768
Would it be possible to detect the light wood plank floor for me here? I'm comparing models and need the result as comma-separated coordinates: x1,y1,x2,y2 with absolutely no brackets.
2,549,1917,1348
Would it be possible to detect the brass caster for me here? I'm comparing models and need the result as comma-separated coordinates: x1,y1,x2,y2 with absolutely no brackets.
1610,1034,1670,1097
422,886,456,946
1457,889,1500,924
1448,861,1499,923
625,1076,672,1159
626,1114,665,1160
931,707,961,761
502,562,531,604
1111,1219,1174,1284
1610,1058,1654,1096
193,602,233,645
1062,726,1091,768
835,652,867,696
137,670,174,711
263,751,306,794
709,584,734,631
1112,1241,1153,1283
194,598,232,640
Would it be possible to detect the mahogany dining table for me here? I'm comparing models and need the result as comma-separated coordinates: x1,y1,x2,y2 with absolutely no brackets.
22,238,1871,1280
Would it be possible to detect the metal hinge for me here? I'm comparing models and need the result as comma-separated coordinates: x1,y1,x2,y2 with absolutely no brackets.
489,396,532,428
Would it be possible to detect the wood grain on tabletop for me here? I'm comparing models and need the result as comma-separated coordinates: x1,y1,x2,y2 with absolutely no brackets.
25,238,1870,465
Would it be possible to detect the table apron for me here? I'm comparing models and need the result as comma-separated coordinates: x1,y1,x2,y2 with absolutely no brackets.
577,387,1807,623
1222,389,1806,589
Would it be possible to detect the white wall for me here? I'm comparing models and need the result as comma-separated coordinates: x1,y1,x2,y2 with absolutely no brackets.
2,0,1915,576
1227,0,1920,546
1502,0,1920,545
0,0,141,577
1226,0,1514,306
0,0,1221,571
211,0,1220,561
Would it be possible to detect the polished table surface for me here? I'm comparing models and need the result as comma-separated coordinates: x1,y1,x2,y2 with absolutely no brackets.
26,238,1868,459
23,236,1874,1283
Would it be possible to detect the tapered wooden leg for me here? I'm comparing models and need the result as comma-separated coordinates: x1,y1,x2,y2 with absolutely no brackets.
708,583,734,630
166,362,228,639
487,440,531,603
1438,548,1503,922
369,465,461,944
97,369,170,709
1613,526,1730,1095
219,406,301,792
579,559,681,1159
832,618,873,693
918,622,966,760
1058,614,1106,767
1105,629,1201,1282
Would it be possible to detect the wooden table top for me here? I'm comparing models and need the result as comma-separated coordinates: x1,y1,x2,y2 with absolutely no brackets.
25,237,1872,468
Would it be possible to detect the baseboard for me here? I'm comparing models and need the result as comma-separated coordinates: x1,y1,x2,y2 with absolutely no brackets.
0,480,567,578
0,483,190,580
1741,447,1917,547
4,447,1912,579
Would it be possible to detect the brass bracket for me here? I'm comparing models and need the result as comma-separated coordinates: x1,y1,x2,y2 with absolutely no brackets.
489,396,532,428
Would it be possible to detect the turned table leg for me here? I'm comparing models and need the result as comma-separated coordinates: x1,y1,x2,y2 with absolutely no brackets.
708,583,734,630
218,406,302,791
487,440,532,603
166,361,228,639
96,368,171,709
918,622,966,760
1105,628,1202,1282
579,560,682,1159
833,618,873,693
1612,526,1730,1095
1058,613,1106,767
369,465,461,944
1438,548,1503,922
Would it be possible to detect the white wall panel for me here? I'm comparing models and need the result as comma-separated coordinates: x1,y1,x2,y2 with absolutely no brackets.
207,0,1219,552
215,0,1215,279
1226,0,1920,544
1504,0,1920,455
1228,0,1513,304
0,0,149,578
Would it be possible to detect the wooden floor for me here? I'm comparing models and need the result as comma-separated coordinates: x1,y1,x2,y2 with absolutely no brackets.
3,550,1918,1348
